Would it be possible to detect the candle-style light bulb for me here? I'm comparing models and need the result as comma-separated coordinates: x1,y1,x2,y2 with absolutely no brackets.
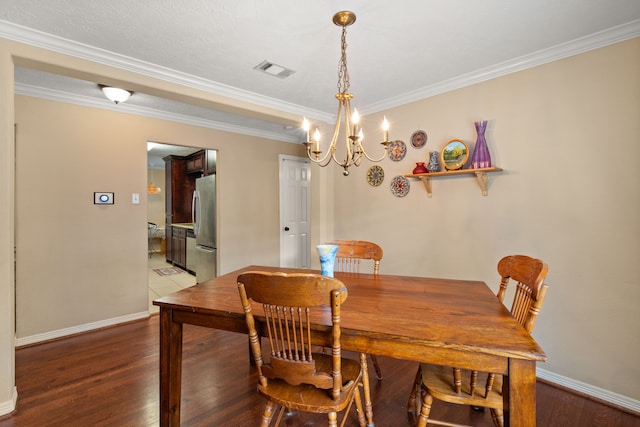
302,117,310,143
358,129,364,141
382,116,389,141
352,109,360,136
314,128,320,151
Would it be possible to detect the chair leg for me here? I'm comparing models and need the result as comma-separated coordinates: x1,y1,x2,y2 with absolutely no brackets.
351,386,366,427
328,411,338,427
407,365,422,413
416,390,433,427
368,354,383,380
490,408,505,427
261,401,277,427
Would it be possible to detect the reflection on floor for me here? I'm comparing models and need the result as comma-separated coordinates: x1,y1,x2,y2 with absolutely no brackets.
148,253,196,314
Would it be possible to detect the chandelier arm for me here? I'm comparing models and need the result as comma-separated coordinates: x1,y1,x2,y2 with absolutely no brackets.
357,142,389,162
307,150,331,165
341,98,355,166
329,101,350,168
343,99,353,140
319,147,336,167
332,100,345,146
352,151,362,167
307,141,333,164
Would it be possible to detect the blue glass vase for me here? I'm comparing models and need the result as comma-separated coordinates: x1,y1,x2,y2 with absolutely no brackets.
316,244,339,277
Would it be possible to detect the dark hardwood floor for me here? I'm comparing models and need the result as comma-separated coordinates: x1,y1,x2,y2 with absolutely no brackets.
1,316,638,426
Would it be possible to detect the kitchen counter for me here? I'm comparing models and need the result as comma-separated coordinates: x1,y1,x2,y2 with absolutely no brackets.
171,223,194,230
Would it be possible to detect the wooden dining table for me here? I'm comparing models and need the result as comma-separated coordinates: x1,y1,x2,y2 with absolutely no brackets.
153,265,546,426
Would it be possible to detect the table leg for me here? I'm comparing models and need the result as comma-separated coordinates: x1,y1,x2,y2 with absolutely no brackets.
359,352,374,426
504,358,537,427
159,307,183,426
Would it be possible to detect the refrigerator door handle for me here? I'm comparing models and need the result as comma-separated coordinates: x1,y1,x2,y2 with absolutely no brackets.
192,190,201,236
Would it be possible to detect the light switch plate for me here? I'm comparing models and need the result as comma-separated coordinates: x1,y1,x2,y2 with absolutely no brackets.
132,193,140,204
94,192,114,204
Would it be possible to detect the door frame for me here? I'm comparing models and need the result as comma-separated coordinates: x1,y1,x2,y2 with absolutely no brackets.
278,155,311,268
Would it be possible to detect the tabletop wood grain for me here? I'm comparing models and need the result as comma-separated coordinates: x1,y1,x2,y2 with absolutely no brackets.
154,265,545,366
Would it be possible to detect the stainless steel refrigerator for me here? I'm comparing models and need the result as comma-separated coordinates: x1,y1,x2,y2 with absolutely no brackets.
192,175,217,283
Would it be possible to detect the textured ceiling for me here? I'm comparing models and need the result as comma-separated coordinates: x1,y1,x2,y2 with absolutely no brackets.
2,1,640,144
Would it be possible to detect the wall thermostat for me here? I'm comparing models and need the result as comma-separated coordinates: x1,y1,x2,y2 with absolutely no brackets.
94,192,114,205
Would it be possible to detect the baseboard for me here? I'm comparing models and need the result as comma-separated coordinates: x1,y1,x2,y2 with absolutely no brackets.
15,311,149,348
537,367,640,414
0,386,18,417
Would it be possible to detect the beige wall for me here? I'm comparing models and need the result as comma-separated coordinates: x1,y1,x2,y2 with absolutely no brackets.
1,35,638,413
333,38,640,400
14,96,305,339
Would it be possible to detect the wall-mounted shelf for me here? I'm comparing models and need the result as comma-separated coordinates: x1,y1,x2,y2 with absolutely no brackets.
405,167,503,197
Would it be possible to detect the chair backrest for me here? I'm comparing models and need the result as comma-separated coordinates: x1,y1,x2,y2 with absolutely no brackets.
237,271,348,400
453,255,549,397
330,240,383,274
496,254,549,333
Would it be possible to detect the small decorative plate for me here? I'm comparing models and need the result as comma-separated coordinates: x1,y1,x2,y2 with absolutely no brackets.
411,130,428,148
366,165,385,187
390,175,410,197
387,140,407,161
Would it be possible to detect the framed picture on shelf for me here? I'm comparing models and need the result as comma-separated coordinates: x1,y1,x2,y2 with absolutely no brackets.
440,139,469,170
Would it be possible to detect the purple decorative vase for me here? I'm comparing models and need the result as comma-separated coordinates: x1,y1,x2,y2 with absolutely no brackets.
470,120,491,169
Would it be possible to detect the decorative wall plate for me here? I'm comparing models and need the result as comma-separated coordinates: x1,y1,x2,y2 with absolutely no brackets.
411,130,428,148
366,165,385,187
387,140,407,161
390,175,410,197
441,139,469,170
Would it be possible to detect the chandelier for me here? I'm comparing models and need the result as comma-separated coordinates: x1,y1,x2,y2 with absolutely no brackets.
303,11,390,176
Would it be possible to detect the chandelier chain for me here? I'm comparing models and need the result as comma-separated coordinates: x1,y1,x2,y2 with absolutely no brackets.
337,26,350,94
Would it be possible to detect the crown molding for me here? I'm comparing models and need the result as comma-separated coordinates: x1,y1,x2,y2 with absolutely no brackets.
361,19,640,115
0,19,333,124
3,18,638,120
15,83,301,144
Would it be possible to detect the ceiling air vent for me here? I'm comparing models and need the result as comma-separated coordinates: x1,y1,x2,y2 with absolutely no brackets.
253,60,295,79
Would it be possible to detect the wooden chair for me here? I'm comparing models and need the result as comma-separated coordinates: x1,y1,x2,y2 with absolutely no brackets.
407,255,549,427
237,271,374,427
330,240,383,275
329,240,384,380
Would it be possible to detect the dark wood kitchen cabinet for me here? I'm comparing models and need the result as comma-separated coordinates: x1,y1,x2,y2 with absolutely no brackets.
163,155,195,264
185,150,216,175
185,151,204,174
171,226,187,269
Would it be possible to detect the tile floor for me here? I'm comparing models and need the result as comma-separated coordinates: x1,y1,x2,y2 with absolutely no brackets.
148,252,197,314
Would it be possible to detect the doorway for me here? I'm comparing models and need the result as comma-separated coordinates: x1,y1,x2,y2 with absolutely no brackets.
147,142,203,312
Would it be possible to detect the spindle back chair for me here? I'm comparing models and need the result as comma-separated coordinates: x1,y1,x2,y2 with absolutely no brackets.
330,240,384,380
408,255,549,427
238,271,373,427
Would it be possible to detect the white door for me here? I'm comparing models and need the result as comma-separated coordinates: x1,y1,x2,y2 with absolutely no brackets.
279,155,311,268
